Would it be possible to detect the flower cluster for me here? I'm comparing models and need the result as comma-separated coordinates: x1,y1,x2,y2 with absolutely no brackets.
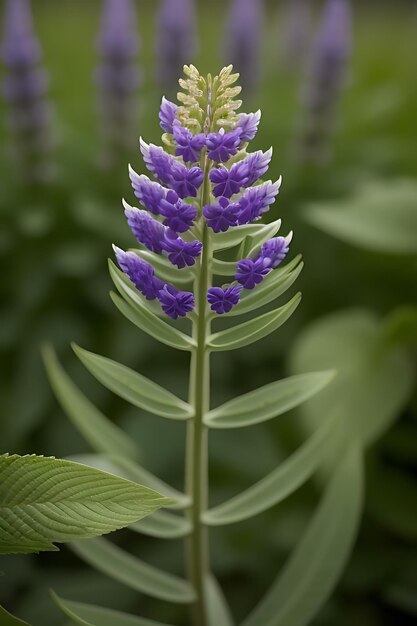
115,65,291,319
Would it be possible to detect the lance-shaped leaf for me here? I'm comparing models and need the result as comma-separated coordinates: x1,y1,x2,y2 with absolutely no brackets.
205,371,333,429
206,575,234,626
73,345,193,420
131,510,191,539
212,219,281,251
70,537,196,604
207,294,301,352
213,257,238,276
0,455,169,555
68,454,190,509
133,248,195,285
0,605,31,626
51,592,173,626
229,258,303,317
43,346,138,460
242,447,364,626
203,415,341,525
110,290,195,352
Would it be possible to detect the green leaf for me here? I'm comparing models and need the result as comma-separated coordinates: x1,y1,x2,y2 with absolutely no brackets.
132,249,194,285
212,220,281,252
110,290,195,352
42,346,138,460
205,371,333,429
290,310,415,448
203,415,341,525
67,454,190,509
0,605,31,626
51,592,173,626
207,294,301,352
130,509,191,539
70,537,195,604
0,455,169,555
73,344,192,420
242,447,364,626
305,179,417,254
212,257,238,276
206,575,234,626
228,258,303,317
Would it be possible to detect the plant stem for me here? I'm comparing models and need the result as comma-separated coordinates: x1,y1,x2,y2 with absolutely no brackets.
186,161,212,626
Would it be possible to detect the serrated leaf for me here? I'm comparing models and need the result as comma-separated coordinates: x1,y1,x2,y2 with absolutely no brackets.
212,219,281,251
42,346,138,460
51,592,173,626
133,248,194,285
290,309,415,448
73,344,192,420
305,179,417,254
205,371,333,429
203,415,341,525
66,454,190,509
110,290,195,351
206,575,234,626
70,537,195,604
242,447,364,626
0,605,31,626
207,294,301,352
130,510,191,539
229,258,303,317
0,455,169,555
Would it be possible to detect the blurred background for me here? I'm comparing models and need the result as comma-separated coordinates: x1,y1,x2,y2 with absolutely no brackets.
0,0,416,625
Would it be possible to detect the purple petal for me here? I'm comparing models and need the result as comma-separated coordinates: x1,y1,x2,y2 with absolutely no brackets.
159,96,178,133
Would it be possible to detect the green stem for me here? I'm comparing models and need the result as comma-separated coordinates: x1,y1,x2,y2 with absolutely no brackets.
185,161,212,626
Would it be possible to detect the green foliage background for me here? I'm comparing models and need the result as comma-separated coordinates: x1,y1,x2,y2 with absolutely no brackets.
0,1,416,625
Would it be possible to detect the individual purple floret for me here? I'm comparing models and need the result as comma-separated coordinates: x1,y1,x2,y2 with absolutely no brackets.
207,286,241,314
155,0,198,90
140,139,204,198
206,128,242,163
95,0,141,167
298,0,352,162
159,190,197,232
129,168,166,214
159,96,178,133
173,121,206,163
203,197,240,233
210,148,272,198
236,179,282,225
158,284,195,319
236,110,261,142
162,230,202,269
224,0,263,93
235,234,292,289
1,0,53,180
113,246,163,300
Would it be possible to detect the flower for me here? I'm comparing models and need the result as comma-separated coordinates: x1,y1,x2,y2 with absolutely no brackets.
113,65,293,320
207,286,241,314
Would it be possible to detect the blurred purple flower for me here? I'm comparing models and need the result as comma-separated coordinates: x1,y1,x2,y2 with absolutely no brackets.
95,0,141,167
155,0,198,90
224,0,264,93
1,0,53,180
298,0,352,162
280,0,313,70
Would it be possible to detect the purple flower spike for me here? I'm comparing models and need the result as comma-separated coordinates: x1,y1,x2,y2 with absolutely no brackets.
236,110,261,142
158,284,195,319
128,167,166,215
159,190,197,233
124,204,166,253
206,128,242,163
162,230,202,269
159,96,178,133
207,285,241,314
173,121,206,163
236,179,282,225
113,246,163,300
235,257,271,290
203,197,240,233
